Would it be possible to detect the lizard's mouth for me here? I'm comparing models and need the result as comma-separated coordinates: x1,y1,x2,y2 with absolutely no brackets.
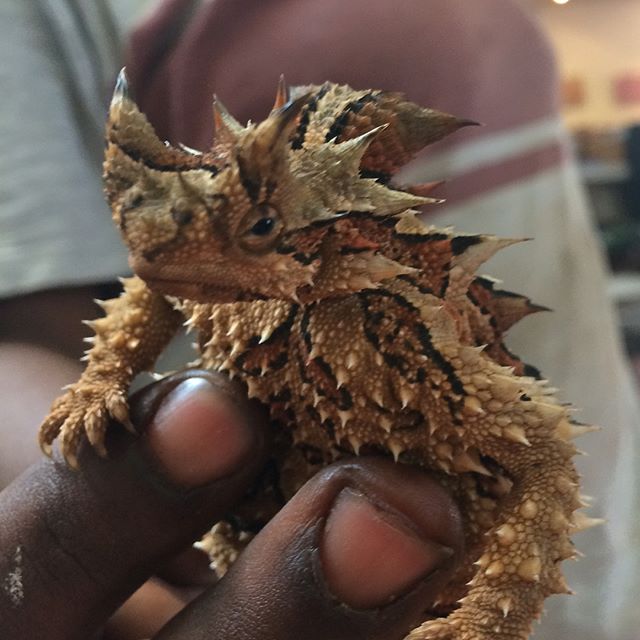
131,259,241,302
141,276,243,303
131,257,273,303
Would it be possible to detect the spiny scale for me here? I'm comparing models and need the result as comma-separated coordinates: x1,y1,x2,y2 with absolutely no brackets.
38,72,598,640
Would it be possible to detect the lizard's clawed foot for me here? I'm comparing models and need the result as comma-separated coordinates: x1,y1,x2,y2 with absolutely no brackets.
39,382,131,468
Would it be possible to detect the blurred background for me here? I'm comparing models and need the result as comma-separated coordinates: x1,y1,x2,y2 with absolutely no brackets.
1,1,639,638
520,0,640,378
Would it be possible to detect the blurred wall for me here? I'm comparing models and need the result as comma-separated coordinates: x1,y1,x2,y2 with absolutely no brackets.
531,0,640,128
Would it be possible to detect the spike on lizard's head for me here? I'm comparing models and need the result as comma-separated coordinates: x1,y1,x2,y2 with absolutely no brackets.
103,70,472,303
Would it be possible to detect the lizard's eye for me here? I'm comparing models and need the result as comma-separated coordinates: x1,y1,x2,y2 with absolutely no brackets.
238,204,282,253
250,216,275,236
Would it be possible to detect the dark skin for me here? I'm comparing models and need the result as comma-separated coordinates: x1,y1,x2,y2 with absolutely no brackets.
0,367,465,640
0,287,99,487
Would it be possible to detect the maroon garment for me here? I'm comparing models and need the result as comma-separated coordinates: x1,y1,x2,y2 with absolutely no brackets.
127,0,560,207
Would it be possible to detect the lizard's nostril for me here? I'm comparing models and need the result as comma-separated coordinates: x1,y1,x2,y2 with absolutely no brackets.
172,207,194,226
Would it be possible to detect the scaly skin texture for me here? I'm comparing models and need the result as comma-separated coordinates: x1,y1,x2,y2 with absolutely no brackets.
39,71,601,639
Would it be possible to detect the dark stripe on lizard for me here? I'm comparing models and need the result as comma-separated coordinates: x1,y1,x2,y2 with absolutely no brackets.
113,141,220,175
290,84,329,150
357,289,465,398
324,92,377,143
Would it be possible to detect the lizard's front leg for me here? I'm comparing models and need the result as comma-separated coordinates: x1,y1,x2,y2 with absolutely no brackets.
39,276,181,467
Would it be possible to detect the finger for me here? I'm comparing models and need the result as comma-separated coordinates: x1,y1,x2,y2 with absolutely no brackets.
104,578,191,640
0,370,268,640
154,458,464,640
103,546,216,639
156,545,217,588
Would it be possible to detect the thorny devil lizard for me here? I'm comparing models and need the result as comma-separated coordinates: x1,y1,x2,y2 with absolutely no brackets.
39,70,601,640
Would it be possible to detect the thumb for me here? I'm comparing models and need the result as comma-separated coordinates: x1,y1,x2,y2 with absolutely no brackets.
0,370,268,640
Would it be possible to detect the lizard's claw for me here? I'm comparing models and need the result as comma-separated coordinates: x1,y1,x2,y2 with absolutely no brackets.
39,383,130,468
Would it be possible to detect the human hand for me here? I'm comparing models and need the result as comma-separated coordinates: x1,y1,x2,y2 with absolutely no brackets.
0,370,463,640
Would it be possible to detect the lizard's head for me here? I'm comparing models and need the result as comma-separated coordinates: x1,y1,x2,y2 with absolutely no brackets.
104,70,467,303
